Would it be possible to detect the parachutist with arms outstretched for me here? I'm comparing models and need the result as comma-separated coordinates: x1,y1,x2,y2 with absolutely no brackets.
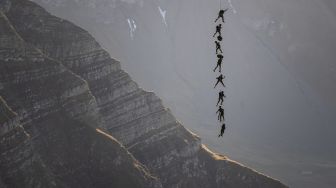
214,74,225,88
215,9,228,23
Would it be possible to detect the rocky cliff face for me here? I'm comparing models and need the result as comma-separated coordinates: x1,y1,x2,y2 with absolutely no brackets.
0,1,161,187
0,95,60,188
1,0,287,188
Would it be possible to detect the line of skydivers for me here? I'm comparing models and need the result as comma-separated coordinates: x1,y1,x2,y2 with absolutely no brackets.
213,9,228,137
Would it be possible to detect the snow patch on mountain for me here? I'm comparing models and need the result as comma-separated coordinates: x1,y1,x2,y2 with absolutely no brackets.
158,6,167,27
127,18,137,39
227,0,237,14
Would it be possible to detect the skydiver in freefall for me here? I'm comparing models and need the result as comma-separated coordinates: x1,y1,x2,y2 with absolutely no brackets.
218,123,226,137
213,24,222,38
216,106,225,122
214,74,225,88
216,91,226,106
213,54,224,72
215,9,228,23
215,41,223,54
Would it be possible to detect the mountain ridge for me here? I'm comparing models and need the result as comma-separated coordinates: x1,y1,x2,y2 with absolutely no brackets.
0,0,287,187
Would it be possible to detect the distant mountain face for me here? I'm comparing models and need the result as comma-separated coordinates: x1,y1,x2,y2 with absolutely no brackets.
0,0,287,188
0,1,161,187
30,0,336,187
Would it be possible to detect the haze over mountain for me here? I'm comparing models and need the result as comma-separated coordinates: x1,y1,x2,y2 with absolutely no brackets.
31,0,336,187
0,0,287,187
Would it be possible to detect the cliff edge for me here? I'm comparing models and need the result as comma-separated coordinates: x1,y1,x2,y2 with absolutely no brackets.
0,0,287,188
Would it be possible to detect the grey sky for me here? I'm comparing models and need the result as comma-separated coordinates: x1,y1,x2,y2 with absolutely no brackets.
32,0,336,187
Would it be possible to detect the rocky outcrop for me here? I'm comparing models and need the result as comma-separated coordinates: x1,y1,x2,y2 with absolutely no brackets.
0,4,161,188
1,0,287,187
0,96,58,188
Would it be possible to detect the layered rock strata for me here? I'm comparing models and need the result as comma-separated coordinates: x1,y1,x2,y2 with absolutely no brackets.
0,96,59,188
0,2,161,187
1,0,287,188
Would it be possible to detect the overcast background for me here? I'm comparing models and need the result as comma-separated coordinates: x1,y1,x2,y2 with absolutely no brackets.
32,0,336,187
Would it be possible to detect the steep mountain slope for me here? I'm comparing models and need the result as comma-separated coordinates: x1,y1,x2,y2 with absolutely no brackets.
0,2,161,188
30,0,336,187
0,96,58,188
1,0,286,188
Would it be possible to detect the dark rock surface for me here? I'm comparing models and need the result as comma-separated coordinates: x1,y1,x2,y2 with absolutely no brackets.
0,0,287,188
0,96,57,188
0,3,161,188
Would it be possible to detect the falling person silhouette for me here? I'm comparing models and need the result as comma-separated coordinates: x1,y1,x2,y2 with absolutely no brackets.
216,91,226,106
213,54,224,72
214,74,225,88
215,9,228,23
213,24,222,37
216,106,225,122
215,41,223,54
218,123,226,137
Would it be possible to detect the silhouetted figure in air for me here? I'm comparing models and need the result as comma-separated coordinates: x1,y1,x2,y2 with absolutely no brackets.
215,9,228,23
213,54,224,72
216,106,225,122
215,41,223,54
216,91,226,106
213,24,222,37
218,123,226,137
214,74,225,88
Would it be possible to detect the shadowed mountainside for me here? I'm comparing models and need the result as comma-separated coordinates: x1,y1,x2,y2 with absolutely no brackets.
0,0,287,187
